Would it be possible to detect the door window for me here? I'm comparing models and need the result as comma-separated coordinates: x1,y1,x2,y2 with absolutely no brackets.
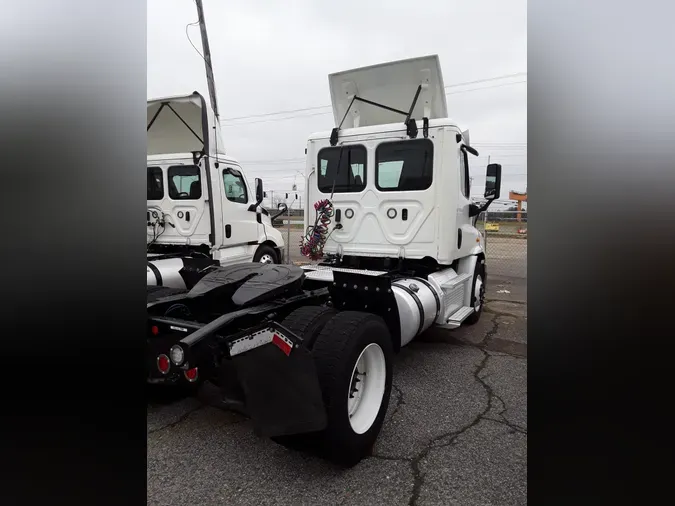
459,149,470,198
223,168,248,204
147,166,163,200
168,165,202,200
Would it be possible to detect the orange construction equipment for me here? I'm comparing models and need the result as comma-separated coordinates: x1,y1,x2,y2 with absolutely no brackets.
508,190,527,222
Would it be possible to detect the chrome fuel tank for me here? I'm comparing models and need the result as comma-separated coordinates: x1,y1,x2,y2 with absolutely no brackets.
147,258,188,289
391,278,442,347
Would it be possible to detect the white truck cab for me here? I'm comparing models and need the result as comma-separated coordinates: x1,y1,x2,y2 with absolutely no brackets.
147,92,285,288
301,55,503,330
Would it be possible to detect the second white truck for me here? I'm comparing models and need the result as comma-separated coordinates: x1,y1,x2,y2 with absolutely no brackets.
146,92,286,289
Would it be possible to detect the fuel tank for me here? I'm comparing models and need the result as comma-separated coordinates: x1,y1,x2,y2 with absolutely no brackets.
147,256,220,289
391,277,442,346
147,258,188,289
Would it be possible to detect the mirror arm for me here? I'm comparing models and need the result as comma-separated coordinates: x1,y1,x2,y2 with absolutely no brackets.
271,205,287,221
469,199,494,218
461,144,479,157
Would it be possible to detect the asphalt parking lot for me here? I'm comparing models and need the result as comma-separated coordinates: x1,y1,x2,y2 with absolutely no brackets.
147,274,527,506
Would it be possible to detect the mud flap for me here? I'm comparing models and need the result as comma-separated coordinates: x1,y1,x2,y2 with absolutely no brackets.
228,324,327,437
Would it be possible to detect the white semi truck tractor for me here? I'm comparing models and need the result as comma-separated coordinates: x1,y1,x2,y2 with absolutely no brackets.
146,92,286,290
146,56,503,466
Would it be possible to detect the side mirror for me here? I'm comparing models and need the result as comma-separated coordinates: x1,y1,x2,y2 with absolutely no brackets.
271,202,288,221
484,163,502,200
255,178,264,205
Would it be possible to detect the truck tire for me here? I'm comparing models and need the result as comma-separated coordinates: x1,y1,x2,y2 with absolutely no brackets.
279,306,337,349
253,244,278,264
310,311,394,466
464,258,486,325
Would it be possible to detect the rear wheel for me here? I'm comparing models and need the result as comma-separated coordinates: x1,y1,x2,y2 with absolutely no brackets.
308,311,393,466
253,244,278,264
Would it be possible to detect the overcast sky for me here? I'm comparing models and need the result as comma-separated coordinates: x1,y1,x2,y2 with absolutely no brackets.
147,0,527,207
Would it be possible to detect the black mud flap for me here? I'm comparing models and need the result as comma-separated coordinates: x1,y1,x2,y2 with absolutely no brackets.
228,323,327,437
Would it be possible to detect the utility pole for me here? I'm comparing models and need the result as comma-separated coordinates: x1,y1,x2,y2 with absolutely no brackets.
194,0,219,120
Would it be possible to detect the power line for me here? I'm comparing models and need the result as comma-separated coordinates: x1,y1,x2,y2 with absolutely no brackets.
445,72,526,88
220,73,527,125
445,79,526,96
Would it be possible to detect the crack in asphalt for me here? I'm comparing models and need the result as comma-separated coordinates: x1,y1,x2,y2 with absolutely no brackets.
389,384,405,422
482,416,528,435
147,405,205,435
407,348,493,505
406,316,526,505
429,311,526,359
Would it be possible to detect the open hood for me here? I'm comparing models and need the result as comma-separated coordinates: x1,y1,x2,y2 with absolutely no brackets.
328,55,448,129
147,91,224,156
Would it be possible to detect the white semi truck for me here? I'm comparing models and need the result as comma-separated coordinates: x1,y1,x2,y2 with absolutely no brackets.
146,55,503,466
146,92,286,290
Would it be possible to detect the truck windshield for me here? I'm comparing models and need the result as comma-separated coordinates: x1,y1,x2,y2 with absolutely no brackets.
317,145,367,193
147,166,163,200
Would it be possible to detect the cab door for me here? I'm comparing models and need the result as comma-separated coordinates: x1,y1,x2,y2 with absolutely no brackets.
219,166,259,249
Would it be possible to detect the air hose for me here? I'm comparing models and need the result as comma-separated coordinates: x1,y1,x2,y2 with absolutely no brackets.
300,199,334,260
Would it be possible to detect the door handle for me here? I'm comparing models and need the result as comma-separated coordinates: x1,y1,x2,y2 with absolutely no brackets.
185,211,190,222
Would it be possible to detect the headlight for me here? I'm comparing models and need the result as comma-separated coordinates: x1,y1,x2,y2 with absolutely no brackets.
169,345,184,365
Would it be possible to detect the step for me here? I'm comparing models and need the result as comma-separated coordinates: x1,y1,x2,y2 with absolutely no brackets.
441,272,472,289
302,265,388,282
442,306,475,329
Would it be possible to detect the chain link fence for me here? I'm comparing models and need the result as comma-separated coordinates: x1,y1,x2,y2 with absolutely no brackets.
272,208,527,279
479,210,527,278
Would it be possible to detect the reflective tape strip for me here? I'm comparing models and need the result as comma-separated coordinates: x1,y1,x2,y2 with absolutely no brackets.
228,327,294,357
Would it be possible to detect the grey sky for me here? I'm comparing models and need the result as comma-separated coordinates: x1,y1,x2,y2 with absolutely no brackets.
147,0,527,207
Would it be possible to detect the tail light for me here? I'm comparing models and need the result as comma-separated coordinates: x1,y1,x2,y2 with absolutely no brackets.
184,367,198,382
157,354,170,374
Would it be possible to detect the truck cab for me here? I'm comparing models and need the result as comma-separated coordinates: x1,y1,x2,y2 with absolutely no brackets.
147,92,285,288
302,55,503,330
